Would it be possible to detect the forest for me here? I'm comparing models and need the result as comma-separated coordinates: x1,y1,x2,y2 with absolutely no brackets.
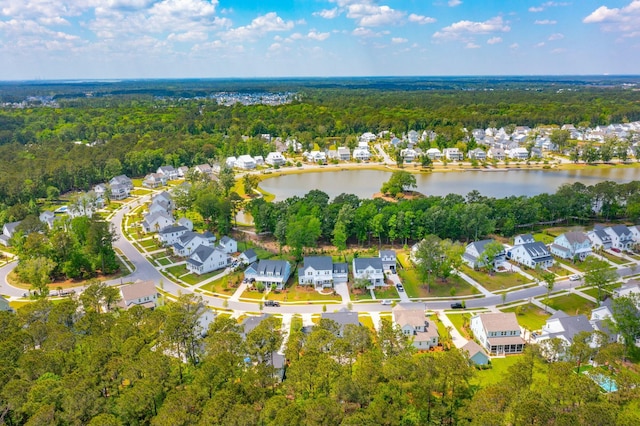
0,293,639,426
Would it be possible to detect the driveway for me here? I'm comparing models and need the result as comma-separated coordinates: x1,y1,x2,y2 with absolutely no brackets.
437,310,468,349
387,273,410,302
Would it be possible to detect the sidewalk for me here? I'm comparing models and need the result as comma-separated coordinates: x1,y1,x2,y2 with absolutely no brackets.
437,310,469,349
531,297,557,314
456,271,493,296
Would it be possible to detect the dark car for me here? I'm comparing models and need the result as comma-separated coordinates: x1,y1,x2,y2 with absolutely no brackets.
450,302,464,309
264,300,280,307
396,283,404,292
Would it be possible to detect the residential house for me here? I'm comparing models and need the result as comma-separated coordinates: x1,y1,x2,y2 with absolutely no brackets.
173,231,215,257
240,314,286,380
244,260,292,290
468,148,487,161
401,148,418,162
588,226,612,250
321,308,361,337
425,148,442,160
68,192,103,219
235,155,256,170
534,311,595,360
225,156,237,169
360,132,377,143
142,173,167,188
177,166,189,177
305,151,327,163
629,225,640,243
157,165,179,180
463,239,506,270
110,175,133,191
508,147,530,160
157,225,188,246
299,256,334,288
613,280,640,299
352,257,385,288
186,245,230,275
603,224,634,251
443,148,463,161
217,236,238,254
265,152,286,166
332,262,349,284
93,183,108,199
488,147,506,161
197,308,217,337
461,340,490,365
508,242,554,269
379,250,397,272
406,130,419,145
470,312,525,355
0,295,11,312
176,217,193,231
0,221,21,246
194,164,213,176
550,231,592,261
39,211,56,229
142,212,174,233
239,248,258,265
352,147,371,161
253,155,264,166
337,147,351,161
147,195,173,215
393,303,439,350
118,280,158,309
514,234,535,245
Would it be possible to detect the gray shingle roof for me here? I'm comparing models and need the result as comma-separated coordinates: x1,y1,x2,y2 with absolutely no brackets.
522,242,552,260
564,231,590,245
255,259,289,276
548,315,593,343
159,225,187,235
353,257,383,270
302,256,333,272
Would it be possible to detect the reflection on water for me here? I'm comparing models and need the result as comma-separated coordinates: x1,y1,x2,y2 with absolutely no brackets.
259,167,640,201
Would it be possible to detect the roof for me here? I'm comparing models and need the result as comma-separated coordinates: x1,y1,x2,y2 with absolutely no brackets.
242,314,271,335
120,280,156,301
486,335,526,346
353,257,383,270
477,313,520,332
592,228,611,242
563,231,590,245
220,236,234,244
469,239,501,255
0,296,11,311
610,224,631,237
158,225,187,235
547,315,593,343
191,245,216,262
461,340,487,359
517,234,534,242
333,262,348,274
302,256,333,272
242,248,257,259
379,250,396,258
254,259,290,276
521,242,552,259
393,304,427,328
322,309,360,328
3,221,21,234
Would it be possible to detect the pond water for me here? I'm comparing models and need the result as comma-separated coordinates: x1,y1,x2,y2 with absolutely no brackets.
259,167,640,201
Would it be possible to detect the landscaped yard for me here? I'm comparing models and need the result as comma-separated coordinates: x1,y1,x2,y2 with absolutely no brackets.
578,287,600,300
599,251,627,265
373,285,400,300
399,268,479,298
351,288,373,301
139,238,161,250
358,314,375,331
502,303,551,331
156,257,172,266
446,312,472,339
543,293,596,315
199,271,243,296
548,264,571,276
266,284,341,303
460,265,530,292
532,233,555,244
471,356,521,387
554,257,591,273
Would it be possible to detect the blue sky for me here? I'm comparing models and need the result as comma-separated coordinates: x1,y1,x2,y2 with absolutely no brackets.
0,0,639,80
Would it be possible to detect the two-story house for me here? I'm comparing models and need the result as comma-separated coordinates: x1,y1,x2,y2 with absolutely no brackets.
534,311,595,360
550,231,592,261
514,234,535,245
173,231,216,257
265,152,286,167
507,241,554,269
299,256,334,289
379,250,397,273
393,303,439,350
142,211,175,233
604,224,634,251
244,259,292,290
156,165,179,180
463,239,506,270
217,236,238,254
0,221,21,246
352,257,385,288
588,226,612,250
187,245,230,275
235,155,257,170
443,147,463,161
321,308,361,337
118,280,158,309
157,225,188,246
470,312,525,355
352,147,371,161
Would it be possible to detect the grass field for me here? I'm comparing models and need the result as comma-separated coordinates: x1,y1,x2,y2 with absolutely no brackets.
460,265,529,291
267,284,341,303
532,233,555,244
502,303,551,331
471,356,521,387
578,287,600,299
199,271,243,295
544,293,596,315
446,313,472,339
399,269,479,298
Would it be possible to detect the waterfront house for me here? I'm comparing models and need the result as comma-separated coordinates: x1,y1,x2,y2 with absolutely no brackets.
235,155,256,170
425,148,442,160
352,257,385,288
352,147,371,161
487,147,506,161
468,148,487,161
508,147,530,160
470,313,525,355
550,231,592,261
265,152,286,166
337,147,351,161
443,148,463,161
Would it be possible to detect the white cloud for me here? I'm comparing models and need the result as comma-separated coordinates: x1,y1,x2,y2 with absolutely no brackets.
448,0,462,6
548,33,564,41
167,31,208,42
465,42,480,49
552,47,567,53
433,16,510,41
0,18,83,51
584,1,640,36
222,12,294,41
529,7,544,12
346,4,405,27
510,42,519,49
314,8,340,19
408,14,436,25
391,37,407,43
535,19,557,25
487,36,502,44
352,27,377,37
536,41,546,47
308,31,330,41
529,2,571,13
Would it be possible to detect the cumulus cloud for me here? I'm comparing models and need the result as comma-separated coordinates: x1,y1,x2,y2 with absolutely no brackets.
465,42,480,49
487,36,502,44
307,31,330,41
535,19,557,25
529,2,571,13
433,16,510,41
167,31,208,42
346,3,405,27
0,18,82,51
552,47,567,53
222,12,294,41
548,33,564,40
391,37,407,43
408,13,436,25
314,8,340,19
584,1,640,36
352,27,378,37
449,0,462,6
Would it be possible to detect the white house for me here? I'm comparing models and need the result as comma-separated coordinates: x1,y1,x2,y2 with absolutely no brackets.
443,148,463,161
118,280,158,310
194,164,213,176
514,234,535,245
225,157,237,169
235,155,256,170
379,250,397,272
401,148,418,162
463,239,506,270
487,147,506,161
265,152,286,167
508,242,554,269
305,151,327,163
253,155,264,166
299,256,334,289
588,226,612,250
393,303,439,350
142,212,175,233
239,248,258,265
142,173,167,188
550,231,592,261
425,148,442,160
173,231,216,256
470,313,525,355
187,245,230,275
177,166,189,177
534,311,595,360
244,260,292,290
352,147,371,161
337,147,351,161
157,225,188,246
0,221,21,246
39,211,56,229
508,147,530,160
217,236,238,254
157,165,179,180
468,148,487,161
176,217,193,231
352,257,385,288
603,225,634,251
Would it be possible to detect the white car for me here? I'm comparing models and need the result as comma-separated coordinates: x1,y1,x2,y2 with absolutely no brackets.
569,274,582,281
380,300,392,305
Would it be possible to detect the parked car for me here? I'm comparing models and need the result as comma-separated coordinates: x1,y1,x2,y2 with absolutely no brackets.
264,300,280,307
396,283,404,292
612,248,621,253
569,274,582,281
450,302,464,309
380,300,392,305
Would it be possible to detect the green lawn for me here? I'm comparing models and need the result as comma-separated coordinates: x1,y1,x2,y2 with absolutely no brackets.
472,356,522,387
554,257,591,273
544,293,597,315
399,268,479,298
502,303,551,331
532,233,555,244
267,284,341,303
446,313,472,339
156,258,172,266
351,288,373,301
373,285,400,299
431,314,451,341
460,265,530,292
358,314,375,332
579,287,600,299
166,264,188,277
139,238,161,249
548,264,570,276
599,251,627,265
199,271,243,296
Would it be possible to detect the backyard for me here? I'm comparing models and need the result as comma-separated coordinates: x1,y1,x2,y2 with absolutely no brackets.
543,293,597,315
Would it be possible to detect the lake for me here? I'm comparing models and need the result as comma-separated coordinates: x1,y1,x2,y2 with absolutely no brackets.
259,167,640,201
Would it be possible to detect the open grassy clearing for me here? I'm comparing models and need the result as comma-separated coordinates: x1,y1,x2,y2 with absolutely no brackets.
502,303,551,331
598,251,627,265
460,265,529,292
543,293,596,315
399,268,479,298
446,312,472,340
